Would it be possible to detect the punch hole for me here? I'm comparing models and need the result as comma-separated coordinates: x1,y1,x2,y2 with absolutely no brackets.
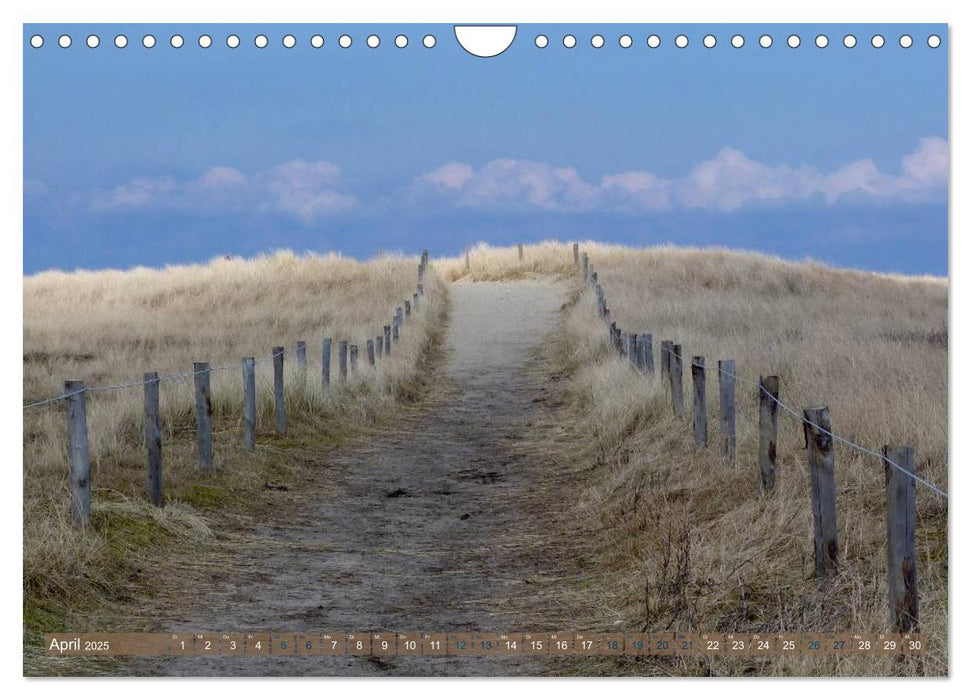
227,35,240,49
454,26,515,56
761,34,773,48
535,34,548,48
367,35,380,48
899,34,913,48
311,35,324,48
786,35,800,48
928,34,941,48
563,34,576,48
339,35,352,48
591,34,604,48
142,35,155,48
254,34,268,48
114,35,128,49
86,35,99,49
703,34,716,48
647,34,660,48
843,34,857,48
283,34,296,48
871,34,885,48
30,35,44,48
170,34,184,49
731,35,744,48
619,34,632,48
58,34,72,49
675,34,689,48
395,35,408,48
198,35,212,49
815,34,829,48
423,35,436,48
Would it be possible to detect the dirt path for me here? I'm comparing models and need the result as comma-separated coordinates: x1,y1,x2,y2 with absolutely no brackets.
127,280,600,676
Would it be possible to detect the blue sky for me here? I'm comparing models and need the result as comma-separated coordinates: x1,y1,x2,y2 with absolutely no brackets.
23,23,947,275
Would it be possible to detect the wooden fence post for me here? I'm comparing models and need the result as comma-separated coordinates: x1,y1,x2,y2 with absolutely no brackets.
660,340,673,390
376,335,384,359
692,356,707,449
273,348,287,436
670,344,684,415
582,253,589,281
367,339,376,367
194,362,213,471
350,344,359,373
413,292,419,311
884,445,919,632
338,340,348,379
144,372,163,506
642,333,654,375
804,406,838,578
758,376,779,493
465,250,470,272
384,325,392,356
418,283,424,297
718,360,736,465
518,243,524,262
405,300,411,317
321,337,332,388
296,340,307,386
242,357,256,451
65,380,90,523
573,243,579,269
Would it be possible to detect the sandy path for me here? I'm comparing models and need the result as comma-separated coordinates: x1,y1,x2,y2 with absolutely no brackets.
128,280,592,676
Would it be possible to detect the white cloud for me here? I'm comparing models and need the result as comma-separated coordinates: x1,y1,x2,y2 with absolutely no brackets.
93,160,356,222
413,137,947,213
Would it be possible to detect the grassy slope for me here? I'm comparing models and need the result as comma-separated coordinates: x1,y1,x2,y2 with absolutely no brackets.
445,242,947,676
23,251,446,674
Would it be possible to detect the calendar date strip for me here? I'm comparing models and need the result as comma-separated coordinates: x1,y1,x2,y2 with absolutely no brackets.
45,631,924,657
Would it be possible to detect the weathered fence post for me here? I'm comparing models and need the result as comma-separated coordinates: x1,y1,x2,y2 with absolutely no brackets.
338,340,348,379
660,340,673,390
573,243,579,269
65,381,90,523
242,357,256,451
518,243,524,262
804,406,838,578
376,335,384,359
413,292,419,311
418,283,424,297
758,376,780,493
144,372,163,506
296,340,307,384
884,445,919,632
384,325,392,356
350,344,359,373
718,360,736,464
582,253,589,281
393,309,402,342
194,362,213,471
465,250,470,272
692,357,707,448
322,337,332,388
405,299,411,317
670,344,684,415
273,348,287,436
642,333,654,375
367,339,376,367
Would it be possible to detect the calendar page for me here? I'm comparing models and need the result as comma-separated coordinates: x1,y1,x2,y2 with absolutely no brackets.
21,11,948,681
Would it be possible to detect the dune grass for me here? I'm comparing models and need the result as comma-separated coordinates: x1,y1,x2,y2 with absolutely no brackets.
22,250,445,670
451,241,947,676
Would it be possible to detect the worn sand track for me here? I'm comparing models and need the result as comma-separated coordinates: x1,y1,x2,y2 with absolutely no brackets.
125,280,607,676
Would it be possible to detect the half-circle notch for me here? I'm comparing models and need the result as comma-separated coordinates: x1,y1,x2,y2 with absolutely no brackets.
454,25,517,57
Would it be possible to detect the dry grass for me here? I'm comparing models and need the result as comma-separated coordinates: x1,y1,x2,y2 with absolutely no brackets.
23,250,445,664
456,241,947,676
